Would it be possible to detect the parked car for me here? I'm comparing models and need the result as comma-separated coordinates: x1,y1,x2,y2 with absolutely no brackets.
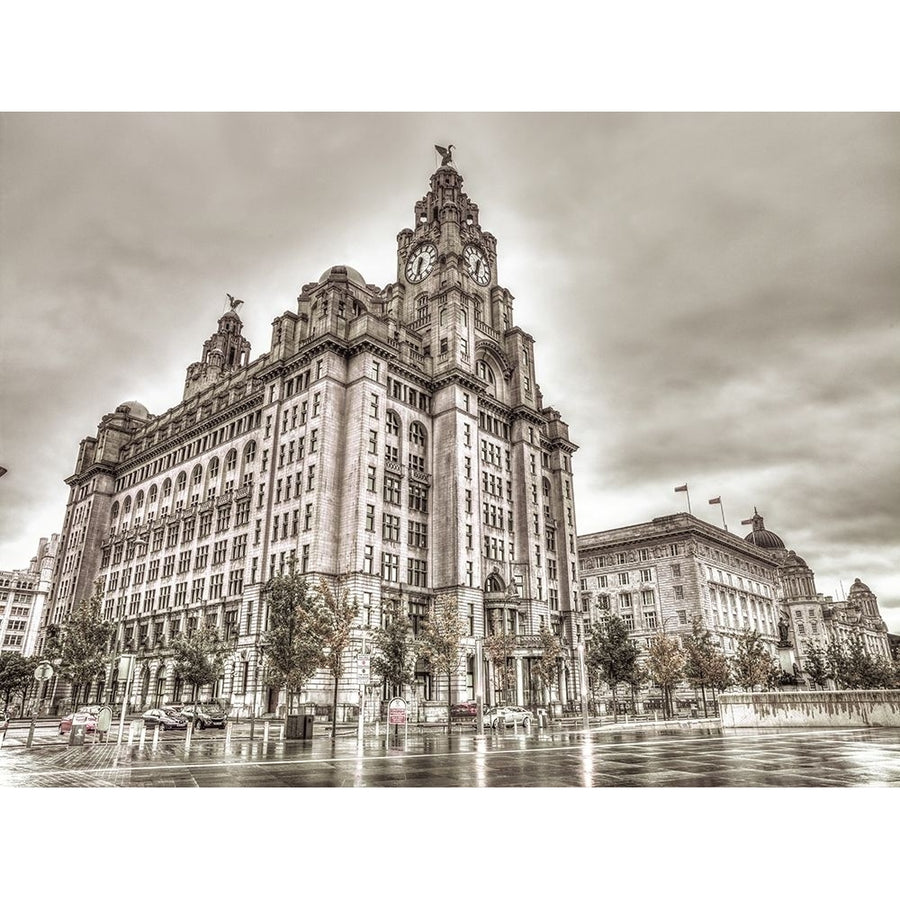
483,706,532,728
450,700,478,719
142,708,188,731
59,706,100,735
180,702,227,729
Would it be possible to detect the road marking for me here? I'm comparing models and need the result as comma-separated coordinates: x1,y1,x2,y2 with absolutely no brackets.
10,727,881,779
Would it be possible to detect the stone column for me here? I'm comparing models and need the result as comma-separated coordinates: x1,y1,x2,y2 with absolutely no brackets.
515,658,525,706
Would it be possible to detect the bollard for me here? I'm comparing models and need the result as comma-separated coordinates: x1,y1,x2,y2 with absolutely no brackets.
654,712,658,723
280,722,285,741
139,725,147,750
225,721,233,750
26,719,36,749
513,717,518,734
127,722,136,745
185,721,193,752
152,724,160,750
249,717,255,741
263,720,270,744
375,720,380,737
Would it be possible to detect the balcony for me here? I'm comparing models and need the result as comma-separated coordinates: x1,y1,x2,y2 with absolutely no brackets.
474,319,500,341
408,468,431,485
385,458,404,476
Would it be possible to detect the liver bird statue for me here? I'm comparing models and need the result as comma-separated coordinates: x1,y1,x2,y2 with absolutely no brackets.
435,144,455,166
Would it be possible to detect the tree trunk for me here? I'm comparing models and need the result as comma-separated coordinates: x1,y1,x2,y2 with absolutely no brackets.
446,670,452,734
332,672,340,733
611,683,618,723
701,684,708,717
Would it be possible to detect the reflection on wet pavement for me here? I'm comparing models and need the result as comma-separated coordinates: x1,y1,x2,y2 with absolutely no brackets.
2,724,899,787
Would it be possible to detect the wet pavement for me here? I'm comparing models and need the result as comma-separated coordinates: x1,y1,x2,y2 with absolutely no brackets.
2,721,899,787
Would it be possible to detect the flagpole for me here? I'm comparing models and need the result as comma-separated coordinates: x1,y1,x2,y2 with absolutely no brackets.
719,500,727,531
686,488,692,516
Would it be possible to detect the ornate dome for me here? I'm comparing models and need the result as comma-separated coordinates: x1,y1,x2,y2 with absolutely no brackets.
742,509,785,550
848,578,872,595
317,265,368,288
115,400,151,420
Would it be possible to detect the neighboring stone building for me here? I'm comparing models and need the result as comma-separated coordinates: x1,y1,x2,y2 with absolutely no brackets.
578,509,892,700
0,535,59,657
578,513,782,706
41,155,585,716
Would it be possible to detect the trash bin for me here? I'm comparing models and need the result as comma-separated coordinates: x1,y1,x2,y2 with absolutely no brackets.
301,714,315,739
69,722,87,746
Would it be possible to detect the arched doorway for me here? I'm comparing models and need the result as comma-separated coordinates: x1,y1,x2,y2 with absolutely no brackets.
139,665,150,709
154,668,166,707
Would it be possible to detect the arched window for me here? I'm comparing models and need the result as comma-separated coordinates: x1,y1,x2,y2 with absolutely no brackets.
542,477,551,498
111,501,120,521
409,421,426,448
476,359,496,397
243,440,257,464
385,411,401,438
135,490,145,509
148,484,158,505
208,458,219,479
176,471,187,493
485,574,505,593
191,465,202,487
225,449,237,472
162,478,172,498
123,496,132,514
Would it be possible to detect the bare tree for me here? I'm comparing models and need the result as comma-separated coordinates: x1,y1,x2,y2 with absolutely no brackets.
419,595,464,732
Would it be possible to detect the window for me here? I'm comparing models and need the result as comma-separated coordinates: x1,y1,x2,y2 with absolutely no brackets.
382,513,401,542
407,558,427,587
640,568,653,582
619,592,632,609
383,475,401,505
674,585,684,600
618,572,630,586
369,393,379,418
363,545,374,574
367,465,377,492
381,552,399,582
407,520,428,548
671,563,681,577
368,430,378,453
641,590,655,606
365,504,375,532
210,573,224,599
644,611,657,630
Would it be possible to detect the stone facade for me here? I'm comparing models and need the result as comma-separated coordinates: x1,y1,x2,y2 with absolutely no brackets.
0,536,58,659
578,514,782,687
578,510,892,701
719,690,900,728
40,159,586,717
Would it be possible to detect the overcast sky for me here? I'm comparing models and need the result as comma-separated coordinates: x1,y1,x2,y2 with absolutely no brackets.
1,112,898,630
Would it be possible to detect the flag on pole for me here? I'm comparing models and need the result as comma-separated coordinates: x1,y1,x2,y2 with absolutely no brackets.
0,465,7,479
674,484,688,493
708,497,721,505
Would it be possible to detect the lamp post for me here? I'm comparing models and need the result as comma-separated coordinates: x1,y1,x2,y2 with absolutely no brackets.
576,642,590,730
475,638,485,738
115,654,136,748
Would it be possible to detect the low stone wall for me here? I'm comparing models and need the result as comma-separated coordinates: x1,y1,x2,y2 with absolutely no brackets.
718,690,900,728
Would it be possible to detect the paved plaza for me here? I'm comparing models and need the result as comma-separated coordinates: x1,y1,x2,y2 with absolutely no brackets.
1,721,899,787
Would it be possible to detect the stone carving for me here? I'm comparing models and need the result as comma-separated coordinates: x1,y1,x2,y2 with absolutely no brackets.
434,144,455,166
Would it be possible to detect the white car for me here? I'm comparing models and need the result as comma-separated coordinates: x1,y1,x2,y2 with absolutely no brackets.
484,706,532,728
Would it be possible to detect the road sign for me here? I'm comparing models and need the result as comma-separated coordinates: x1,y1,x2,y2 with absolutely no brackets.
357,653,371,683
33,662,54,682
388,697,407,725
117,654,136,681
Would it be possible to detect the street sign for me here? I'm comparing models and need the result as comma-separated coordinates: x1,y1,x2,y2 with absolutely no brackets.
117,654,136,681
357,653,371,684
387,697,407,725
33,662,54,682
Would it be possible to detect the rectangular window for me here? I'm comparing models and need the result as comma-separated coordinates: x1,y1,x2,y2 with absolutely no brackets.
618,572,630,586
210,573,224,599
367,465,377,492
674,585,684,600
365,504,375,532
644,611,657,630
640,568,653,582
363,545,374,575
408,520,428,549
641,590,655,606
382,513,401,542
383,474,402,505
368,430,378,454
671,563,681,578
409,483,429,513
381,552,399,582
619,592,632,609
407,557,427,587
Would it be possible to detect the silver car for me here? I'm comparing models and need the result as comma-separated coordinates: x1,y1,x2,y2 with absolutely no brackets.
484,706,532,728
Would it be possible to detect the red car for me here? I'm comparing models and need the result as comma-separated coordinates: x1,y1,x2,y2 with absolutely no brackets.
59,706,100,735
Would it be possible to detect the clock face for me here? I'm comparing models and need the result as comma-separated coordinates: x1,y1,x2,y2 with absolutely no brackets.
463,245,490,285
405,242,437,283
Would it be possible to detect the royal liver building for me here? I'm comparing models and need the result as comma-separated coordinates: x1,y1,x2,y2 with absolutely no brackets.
42,152,584,717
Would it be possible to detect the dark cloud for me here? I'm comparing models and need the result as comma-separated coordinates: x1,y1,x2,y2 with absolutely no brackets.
2,113,898,630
